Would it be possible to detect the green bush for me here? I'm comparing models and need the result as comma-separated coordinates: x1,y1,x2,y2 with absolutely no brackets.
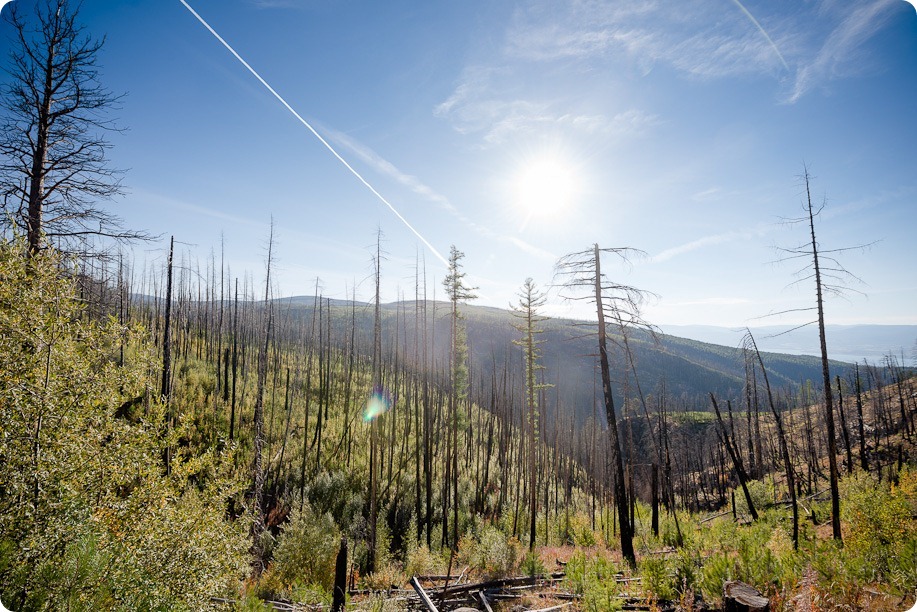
842,468,917,593
404,544,446,578
734,480,772,518
0,240,248,609
459,525,521,579
699,552,733,603
269,502,341,593
521,550,546,576
671,548,700,596
639,555,675,601
564,552,622,612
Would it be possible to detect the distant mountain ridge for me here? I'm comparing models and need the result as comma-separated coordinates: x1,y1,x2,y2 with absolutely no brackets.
274,296,879,424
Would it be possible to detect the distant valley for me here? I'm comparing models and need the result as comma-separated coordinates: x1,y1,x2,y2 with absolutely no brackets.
659,324,917,367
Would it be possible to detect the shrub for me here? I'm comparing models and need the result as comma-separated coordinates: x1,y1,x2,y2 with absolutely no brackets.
842,468,917,593
269,502,341,593
699,552,733,603
521,550,546,576
564,551,622,612
640,555,675,601
0,240,248,609
459,525,522,579
671,548,700,596
405,544,445,578
363,562,403,592
734,480,771,518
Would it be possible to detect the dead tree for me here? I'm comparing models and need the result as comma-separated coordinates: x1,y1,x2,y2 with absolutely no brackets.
555,244,654,567
775,166,872,541
0,0,150,255
744,330,798,548
249,222,275,577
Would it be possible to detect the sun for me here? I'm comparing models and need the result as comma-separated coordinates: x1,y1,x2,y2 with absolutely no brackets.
513,155,579,224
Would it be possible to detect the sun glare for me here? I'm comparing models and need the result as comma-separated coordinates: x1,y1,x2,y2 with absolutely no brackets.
513,156,579,224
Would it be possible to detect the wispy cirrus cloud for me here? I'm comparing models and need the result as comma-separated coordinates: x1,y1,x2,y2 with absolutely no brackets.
434,65,657,145
440,0,904,139
504,0,792,79
651,223,771,263
788,0,900,102
324,126,461,217
435,0,794,144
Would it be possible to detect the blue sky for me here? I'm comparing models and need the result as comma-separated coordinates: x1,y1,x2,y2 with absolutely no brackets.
2,0,915,328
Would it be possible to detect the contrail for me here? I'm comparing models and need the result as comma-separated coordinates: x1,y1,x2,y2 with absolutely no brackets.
178,0,448,266
729,0,789,72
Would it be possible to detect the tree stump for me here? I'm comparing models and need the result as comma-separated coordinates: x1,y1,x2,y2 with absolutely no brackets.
723,580,769,612
332,536,348,612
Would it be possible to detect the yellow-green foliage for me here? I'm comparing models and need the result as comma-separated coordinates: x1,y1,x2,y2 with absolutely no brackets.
458,525,523,579
558,511,600,547
693,506,800,602
404,544,446,578
842,468,917,593
267,502,340,594
0,240,248,609
564,551,623,611
639,555,675,601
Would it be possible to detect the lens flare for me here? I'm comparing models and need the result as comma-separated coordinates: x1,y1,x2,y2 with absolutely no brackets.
363,387,392,422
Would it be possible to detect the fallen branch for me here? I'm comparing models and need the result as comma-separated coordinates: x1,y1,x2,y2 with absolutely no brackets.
410,576,439,612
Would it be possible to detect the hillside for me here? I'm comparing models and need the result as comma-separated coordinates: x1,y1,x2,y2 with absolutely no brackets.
278,296,859,424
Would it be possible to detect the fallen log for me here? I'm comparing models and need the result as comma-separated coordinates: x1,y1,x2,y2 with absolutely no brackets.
410,576,440,612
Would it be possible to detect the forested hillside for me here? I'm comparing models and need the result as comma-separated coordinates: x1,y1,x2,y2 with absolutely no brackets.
2,236,915,610
227,296,859,426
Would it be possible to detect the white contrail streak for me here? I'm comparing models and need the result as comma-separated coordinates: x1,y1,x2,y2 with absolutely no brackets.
178,0,448,266
729,0,789,72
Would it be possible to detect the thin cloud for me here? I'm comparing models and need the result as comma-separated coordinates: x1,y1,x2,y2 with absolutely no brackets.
788,0,900,102
691,187,721,202
651,224,770,263
505,236,557,261
134,188,266,229
504,0,790,78
323,127,460,217
435,67,657,145
668,297,753,306
729,0,790,71
502,0,903,103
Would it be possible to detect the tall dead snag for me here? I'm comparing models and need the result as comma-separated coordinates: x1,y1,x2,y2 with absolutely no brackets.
230,277,239,441
555,244,653,568
744,330,797,548
250,222,275,577
854,365,868,472
776,167,871,541
161,236,174,474
836,375,853,474
367,232,384,573
511,278,551,553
